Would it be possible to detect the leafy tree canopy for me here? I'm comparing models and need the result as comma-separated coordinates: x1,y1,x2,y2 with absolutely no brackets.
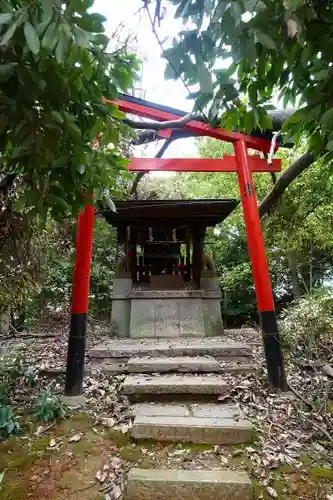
0,0,139,219
155,0,333,154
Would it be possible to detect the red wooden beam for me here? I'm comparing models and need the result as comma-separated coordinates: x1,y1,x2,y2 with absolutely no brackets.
106,98,275,154
128,157,282,173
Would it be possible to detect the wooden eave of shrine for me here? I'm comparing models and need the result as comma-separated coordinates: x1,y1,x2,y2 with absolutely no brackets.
102,199,239,232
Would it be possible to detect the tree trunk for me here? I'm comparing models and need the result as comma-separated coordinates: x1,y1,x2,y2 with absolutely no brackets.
287,251,301,300
259,152,316,218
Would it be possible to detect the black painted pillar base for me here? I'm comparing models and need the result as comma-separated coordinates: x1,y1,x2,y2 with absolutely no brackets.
260,311,287,391
65,313,87,396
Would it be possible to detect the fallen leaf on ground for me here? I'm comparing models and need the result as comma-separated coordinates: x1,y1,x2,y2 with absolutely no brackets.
69,433,82,443
267,486,278,498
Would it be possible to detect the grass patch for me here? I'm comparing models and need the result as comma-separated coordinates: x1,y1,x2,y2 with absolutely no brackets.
176,442,214,453
310,466,333,481
9,451,39,471
0,479,30,500
33,436,51,452
119,445,144,462
105,429,131,447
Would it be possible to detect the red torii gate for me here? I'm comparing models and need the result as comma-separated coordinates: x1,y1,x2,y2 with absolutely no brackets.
65,95,287,397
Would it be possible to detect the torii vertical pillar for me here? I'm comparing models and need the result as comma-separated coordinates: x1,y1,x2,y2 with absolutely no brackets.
234,140,287,390
65,204,95,396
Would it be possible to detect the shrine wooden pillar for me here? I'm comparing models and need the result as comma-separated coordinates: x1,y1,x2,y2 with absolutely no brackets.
128,226,137,284
191,227,204,289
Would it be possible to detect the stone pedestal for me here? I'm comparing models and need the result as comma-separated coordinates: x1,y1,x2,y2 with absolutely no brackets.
200,272,224,336
110,278,132,337
110,274,224,338
129,290,205,338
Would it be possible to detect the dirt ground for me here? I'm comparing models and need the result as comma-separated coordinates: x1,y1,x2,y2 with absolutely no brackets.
0,411,332,500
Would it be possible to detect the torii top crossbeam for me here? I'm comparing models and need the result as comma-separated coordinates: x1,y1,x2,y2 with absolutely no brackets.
105,93,283,173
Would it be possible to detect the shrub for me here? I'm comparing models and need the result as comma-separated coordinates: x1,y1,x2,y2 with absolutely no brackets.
0,348,39,437
279,290,333,359
32,392,67,423
0,405,20,438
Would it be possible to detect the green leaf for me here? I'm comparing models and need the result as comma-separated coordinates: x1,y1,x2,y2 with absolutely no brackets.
0,114,8,133
198,63,213,93
24,22,40,55
244,112,254,133
63,111,76,122
0,470,4,484
0,62,17,82
248,83,258,105
285,0,305,10
0,21,18,46
76,14,105,33
41,0,53,20
55,30,68,63
73,25,90,47
287,109,306,124
254,31,276,50
321,107,333,128
93,33,109,46
313,69,329,81
88,13,107,24
0,13,12,25
231,1,242,25
69,0,94,12
326,140,333,151
50,111,64,124
67,121,82,139
42,22,57,51
36,17,52,36
260,113,272,130
82,56,92,80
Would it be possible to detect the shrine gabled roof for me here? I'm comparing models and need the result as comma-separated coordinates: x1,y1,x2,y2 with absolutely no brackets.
102,199,239,228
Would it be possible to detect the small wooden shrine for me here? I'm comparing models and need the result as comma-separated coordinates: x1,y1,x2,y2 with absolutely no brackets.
103,199,238,338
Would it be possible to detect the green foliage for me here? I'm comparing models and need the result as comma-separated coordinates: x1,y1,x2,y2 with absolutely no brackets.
23,217,117,323
0,210,47,316
0,0,139,218
32,392,67,423
174,136,333,324
0,349,38,438
160,0,333,152
0,349,38,404
89,219,117,317
0,405,20,438
280,290,333,358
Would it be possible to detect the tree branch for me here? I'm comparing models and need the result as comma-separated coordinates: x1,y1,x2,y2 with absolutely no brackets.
259,152,316,218
130,138,174,198
123,113,202,131
133,128,198,146
0,173,17,193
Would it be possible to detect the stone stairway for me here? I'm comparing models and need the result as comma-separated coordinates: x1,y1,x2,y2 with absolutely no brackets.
90,337,255,499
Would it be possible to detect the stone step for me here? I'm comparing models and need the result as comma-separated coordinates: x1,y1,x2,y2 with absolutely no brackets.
133,402,244,419
90,337,252,360
126,468,253,500
121,374,230,397
127,356,255,374
132,414,253,445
